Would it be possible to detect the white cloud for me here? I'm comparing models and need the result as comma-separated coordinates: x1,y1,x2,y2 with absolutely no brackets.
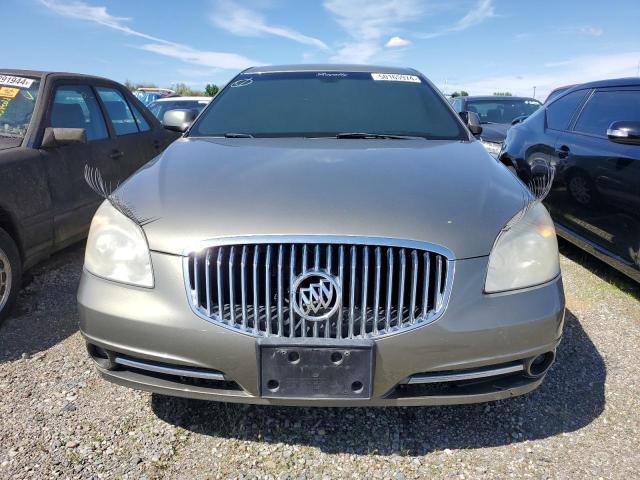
212,1,328,50
578,26,603,37
442,51,640,100
385,36,411,48
324,0,424,63
137,43,259,70
40,0,261,69
419,0,495,39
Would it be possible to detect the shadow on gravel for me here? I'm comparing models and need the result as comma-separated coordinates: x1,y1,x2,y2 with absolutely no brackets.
559,238,640,301
152,308,605,455
0,243,84,363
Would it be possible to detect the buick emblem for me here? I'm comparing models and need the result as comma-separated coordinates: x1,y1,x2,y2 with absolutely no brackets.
292,271,341,322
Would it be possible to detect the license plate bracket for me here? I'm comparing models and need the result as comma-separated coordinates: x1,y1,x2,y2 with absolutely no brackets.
258,338,374,399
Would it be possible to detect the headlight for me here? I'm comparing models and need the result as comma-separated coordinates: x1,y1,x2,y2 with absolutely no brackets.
84,201,153,287
480,140,502,158
485,203,559,293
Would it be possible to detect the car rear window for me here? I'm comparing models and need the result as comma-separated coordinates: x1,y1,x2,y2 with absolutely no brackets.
190,72,466,140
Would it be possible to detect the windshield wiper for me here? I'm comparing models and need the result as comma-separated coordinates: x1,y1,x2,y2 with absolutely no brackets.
334,132,419,140
223,132,254,138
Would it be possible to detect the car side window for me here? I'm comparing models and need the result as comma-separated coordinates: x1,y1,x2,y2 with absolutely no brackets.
130,102,150,132
574,90,640,137
50,85,108,141
95,86,139,135
546,90,587,131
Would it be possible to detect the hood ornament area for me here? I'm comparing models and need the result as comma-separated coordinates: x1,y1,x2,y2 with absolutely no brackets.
292,271,341,322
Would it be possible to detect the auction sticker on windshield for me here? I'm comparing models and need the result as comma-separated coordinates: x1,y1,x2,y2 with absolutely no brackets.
371,73,421,83
0,87,20,99
0,75,34,88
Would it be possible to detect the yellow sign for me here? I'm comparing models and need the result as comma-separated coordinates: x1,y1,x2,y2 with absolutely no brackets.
0,87,19,98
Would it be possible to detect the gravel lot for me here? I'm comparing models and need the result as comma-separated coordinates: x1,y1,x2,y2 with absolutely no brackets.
1,240,638,479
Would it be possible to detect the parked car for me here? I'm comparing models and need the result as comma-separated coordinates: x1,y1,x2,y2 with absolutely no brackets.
78,65,564,407
500,78,640,282
451,96,542,157
132,88,176,106
544,85,576,104
0,70,175,322
147,96,211,125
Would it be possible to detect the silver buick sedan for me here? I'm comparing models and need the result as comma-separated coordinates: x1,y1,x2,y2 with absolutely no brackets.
78,65,564,406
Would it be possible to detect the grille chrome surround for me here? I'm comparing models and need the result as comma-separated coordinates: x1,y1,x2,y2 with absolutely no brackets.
183,236,454,339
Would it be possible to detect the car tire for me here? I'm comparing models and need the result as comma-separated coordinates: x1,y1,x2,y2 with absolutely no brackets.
0,227,21,325
567,171,597,206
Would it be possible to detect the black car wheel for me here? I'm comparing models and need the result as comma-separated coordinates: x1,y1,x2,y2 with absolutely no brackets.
0,227,21,325
567,171,597,206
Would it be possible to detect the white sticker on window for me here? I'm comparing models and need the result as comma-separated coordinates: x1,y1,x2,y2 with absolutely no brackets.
0,75,35,88
371,73,420,83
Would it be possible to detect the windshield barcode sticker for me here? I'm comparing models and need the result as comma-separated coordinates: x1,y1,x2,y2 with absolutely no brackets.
371,73,421,83
0,75,34,88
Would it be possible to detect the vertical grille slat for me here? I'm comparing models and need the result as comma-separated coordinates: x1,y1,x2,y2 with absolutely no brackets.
348,246,357,339
277,245,284,336
398,249,406,327
337,245,345,339
361,246,369,337
240,246,248,329
253,245,260,335
289,244,296,338
187,239,451,339
228,246,236,325
385,248,394,332
373,247,381,335
409,250,418,324
264,245,272,336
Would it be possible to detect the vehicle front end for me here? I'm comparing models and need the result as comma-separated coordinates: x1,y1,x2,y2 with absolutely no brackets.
78,66,564,406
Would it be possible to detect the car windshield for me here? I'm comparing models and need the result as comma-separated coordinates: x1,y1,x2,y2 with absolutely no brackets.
0,74,41,139
190,71,467,140
465,98,542,124
149,99,209,121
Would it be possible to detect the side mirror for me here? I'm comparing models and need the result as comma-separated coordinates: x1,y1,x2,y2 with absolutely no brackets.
511,115,528,126
41,127,87,148
163,109,197,132
607,121,640,145
459,111,482,135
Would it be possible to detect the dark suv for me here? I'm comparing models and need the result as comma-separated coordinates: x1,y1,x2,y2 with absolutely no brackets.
500,78,640,282
0,70,175,322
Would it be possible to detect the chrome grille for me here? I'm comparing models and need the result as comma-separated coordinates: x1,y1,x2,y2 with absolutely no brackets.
184,237,452,339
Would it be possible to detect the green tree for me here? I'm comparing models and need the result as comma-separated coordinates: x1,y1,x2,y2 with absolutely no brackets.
205,84,220,96
493,91,513,96
451,90,469,97
123,80,158,91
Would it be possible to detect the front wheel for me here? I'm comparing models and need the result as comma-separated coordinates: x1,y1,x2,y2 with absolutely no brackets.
0,227,21,325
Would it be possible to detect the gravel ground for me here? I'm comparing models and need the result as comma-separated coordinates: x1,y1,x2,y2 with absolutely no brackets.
1,240,638,479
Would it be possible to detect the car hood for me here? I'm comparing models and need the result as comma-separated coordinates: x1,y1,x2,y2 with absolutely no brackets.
479,123,509,143
117,137,526,259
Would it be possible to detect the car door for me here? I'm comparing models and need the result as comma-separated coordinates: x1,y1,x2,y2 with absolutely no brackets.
549,88,640,267
41,82,123,247
94,85,149,178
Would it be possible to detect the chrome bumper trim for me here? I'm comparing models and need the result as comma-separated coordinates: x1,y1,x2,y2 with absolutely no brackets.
114,356,226,381
405,363,523,384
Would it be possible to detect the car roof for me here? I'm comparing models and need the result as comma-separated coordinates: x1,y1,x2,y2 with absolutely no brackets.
0,68,120,84
461,96,540,102
563,77,640,92
243,64,420,75
152,96,212,102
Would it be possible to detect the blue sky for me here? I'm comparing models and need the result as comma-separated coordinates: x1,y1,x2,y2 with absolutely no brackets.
4,0,640,99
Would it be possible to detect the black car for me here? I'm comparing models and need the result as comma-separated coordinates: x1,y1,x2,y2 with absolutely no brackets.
452,96,542,157
500,78,640,282
0,70,175,322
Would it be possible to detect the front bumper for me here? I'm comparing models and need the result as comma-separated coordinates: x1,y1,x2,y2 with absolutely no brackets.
78,251,565,406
